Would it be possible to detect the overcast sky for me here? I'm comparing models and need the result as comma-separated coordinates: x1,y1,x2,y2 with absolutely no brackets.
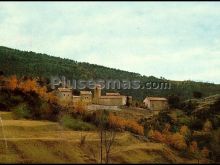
0,2,220,84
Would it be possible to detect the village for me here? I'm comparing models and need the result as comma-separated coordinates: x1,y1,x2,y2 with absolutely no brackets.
53,77,169,113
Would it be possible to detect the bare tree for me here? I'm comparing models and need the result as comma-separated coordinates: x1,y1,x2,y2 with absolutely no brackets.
103,129,116,164
98,110,117,164
99,110,104,164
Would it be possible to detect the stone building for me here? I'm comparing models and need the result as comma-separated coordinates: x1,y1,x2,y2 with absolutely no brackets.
143,97,168,111
80,91,92,104
93,84,131,106
55,84,132,107
56,88,73,102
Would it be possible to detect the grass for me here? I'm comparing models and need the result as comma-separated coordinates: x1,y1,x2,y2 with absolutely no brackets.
11,104,31,119
60,115,96,131
0,111,209,164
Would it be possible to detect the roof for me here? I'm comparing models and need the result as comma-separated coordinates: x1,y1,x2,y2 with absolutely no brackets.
73,96,81,98
106,92,120,96
100,96,126,99
57,88,72,92
80,91,92,95
144,97,167,101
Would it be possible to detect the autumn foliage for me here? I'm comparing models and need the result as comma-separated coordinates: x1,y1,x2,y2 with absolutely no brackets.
7,75,18,90
5,75,57,103
180,125,190,136
203,119,213,132
108,113,144,135
189,141,198,153
74,101,86,115
148,124,188,151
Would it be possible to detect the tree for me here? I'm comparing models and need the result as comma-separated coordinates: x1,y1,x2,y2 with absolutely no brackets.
168,95,180,108
103,128,116,164
126,96,131,107
98,110,108,164
201,147,210,158
193,91,203,99
19,79,38,92
7,75,18,90
168,133,187,150
97,112,118,164
0,70,4,76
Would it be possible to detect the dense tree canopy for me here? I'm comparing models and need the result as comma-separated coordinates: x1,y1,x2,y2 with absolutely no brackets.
0,46,220,101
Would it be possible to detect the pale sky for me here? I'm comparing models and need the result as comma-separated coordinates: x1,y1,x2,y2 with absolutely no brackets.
0,2,220,84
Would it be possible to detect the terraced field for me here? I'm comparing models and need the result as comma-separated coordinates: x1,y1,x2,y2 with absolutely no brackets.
0,112,202,163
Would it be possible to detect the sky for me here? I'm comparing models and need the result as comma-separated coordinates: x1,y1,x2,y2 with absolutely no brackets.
0,2,220,84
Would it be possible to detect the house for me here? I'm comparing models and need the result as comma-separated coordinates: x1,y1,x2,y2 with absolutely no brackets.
93,84,131,106
56,88,72,102
143,97,168,111
80,91,92,104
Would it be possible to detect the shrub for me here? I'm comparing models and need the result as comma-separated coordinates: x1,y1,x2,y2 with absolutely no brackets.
201,147,210,158
189,117,203,130
108,113,144,135
148,130,166,142
12,104,31,119
193,91,203,99
178,116,191,126
39,102,53,119
126,119,144,135
148,129,187,151
203,119,213,132
60,115,96,131
180,125,190,136
210,128,220,162
167,133,187,150
162,123,171,134
0,103,9,111
74,101,86,115
168,95,180,108
108,113,126,130
10,95,24,105
189,141,199,154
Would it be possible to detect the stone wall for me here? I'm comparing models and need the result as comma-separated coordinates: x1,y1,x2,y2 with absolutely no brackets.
97,96,126,106
87,104,120,111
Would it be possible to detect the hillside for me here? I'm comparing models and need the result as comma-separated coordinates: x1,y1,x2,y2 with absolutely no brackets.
0,79,218,163
0,112,206,164
0,46,220,101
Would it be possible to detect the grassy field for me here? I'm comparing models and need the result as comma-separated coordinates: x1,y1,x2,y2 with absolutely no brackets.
0,111,205,164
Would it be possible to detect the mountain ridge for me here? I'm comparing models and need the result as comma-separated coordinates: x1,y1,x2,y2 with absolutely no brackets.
0,46,220,101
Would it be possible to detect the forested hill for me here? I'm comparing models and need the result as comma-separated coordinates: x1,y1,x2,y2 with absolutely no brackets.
0,46,220,101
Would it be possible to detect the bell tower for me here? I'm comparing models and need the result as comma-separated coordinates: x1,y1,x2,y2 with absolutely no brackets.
93,84,101,104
